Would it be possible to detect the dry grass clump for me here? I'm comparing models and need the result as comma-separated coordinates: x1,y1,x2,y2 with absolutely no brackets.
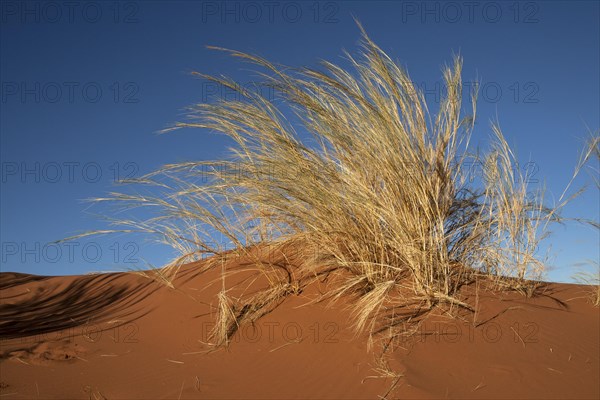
75,27,594,344
572,135,600,306
573,268,600,306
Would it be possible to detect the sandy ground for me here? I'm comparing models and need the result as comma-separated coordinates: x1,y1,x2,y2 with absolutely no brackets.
1,256,598,399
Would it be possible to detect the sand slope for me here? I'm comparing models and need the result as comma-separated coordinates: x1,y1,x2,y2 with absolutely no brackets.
1,261,598,399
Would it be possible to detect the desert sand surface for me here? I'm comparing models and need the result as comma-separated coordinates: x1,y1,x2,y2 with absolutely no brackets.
1,254,598,399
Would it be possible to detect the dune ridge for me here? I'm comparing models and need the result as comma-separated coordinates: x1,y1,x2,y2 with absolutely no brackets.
1,255,598,399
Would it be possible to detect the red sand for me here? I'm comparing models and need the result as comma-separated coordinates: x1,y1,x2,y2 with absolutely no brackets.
1,259,598,399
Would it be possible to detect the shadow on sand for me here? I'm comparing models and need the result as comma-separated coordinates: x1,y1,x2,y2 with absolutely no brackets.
0,272,158,340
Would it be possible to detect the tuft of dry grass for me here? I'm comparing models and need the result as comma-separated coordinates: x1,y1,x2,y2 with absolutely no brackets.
573,268,600,306
571,135,599,306
68,25,596,344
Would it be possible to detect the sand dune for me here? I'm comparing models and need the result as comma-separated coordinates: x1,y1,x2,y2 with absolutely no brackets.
1,260,598,399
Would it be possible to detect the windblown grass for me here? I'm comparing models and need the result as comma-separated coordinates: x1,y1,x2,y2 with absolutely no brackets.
573,267,600,307
572,135,600,306
73,26,595,345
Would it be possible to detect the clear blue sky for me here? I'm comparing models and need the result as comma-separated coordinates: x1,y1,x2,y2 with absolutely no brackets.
1,1,598,281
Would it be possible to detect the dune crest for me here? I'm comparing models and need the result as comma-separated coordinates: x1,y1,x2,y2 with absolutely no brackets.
1,259,598,399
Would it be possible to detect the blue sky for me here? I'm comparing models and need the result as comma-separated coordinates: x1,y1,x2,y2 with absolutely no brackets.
1,0,598,281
